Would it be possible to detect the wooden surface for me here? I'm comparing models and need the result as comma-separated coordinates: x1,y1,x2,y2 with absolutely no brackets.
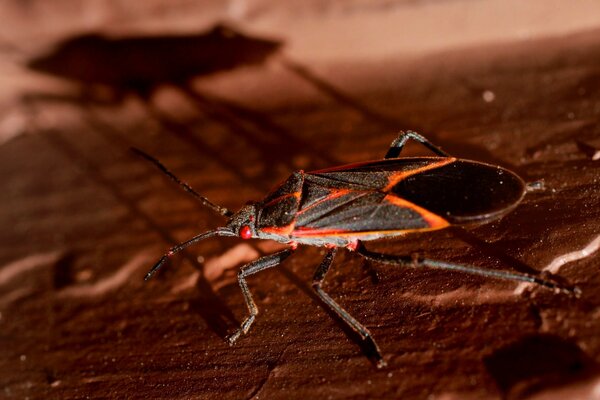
1,12,600,400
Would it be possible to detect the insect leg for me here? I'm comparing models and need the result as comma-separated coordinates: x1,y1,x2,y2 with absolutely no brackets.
385,130,450,159
312,248,386,368
355,245,578,296
227,248,295,345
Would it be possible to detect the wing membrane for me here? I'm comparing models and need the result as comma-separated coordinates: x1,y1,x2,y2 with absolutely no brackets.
308,158,441,190
295,169,448,235
392,159,525,222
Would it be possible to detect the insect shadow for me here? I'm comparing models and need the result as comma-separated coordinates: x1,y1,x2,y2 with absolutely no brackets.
25,24,339,182
27,24,282,101
22,24,341,341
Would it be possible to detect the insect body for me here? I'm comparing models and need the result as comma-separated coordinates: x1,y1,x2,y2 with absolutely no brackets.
137,131,575,368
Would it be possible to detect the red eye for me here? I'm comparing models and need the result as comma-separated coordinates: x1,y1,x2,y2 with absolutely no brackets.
240,225,252,239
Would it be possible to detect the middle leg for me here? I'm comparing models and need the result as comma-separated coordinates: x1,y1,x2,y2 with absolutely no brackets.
312,247,386,367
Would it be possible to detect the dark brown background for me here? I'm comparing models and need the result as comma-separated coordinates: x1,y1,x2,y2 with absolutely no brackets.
1,1,600,399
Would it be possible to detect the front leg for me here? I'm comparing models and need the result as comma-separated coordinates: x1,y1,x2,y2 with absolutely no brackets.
385,130,450,159
227,248,294,344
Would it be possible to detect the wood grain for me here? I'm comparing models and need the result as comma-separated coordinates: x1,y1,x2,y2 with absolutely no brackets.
1,19,600,400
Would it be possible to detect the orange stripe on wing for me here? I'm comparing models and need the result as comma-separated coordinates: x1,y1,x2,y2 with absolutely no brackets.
384,194,449,229
292,196,448,238
291,225,446,238
383,157,456,192
291,196,448,238
263,191,301,208
296,188,353,216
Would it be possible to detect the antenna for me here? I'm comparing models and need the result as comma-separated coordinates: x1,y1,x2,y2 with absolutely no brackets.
132,147,233,217
144,228,235,279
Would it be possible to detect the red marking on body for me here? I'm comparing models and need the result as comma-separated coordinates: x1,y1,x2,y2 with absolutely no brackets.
384,195,449,229
325,243,337,249
260,221,296,236
383,158,456,192
296,188,353,216
263,191,301,208
292,224,447,238
346,240,359,251
293,227,346,236
240,225,252,239
289,241,298,250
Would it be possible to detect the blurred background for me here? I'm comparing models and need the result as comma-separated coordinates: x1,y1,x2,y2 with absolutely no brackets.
1,1,600,399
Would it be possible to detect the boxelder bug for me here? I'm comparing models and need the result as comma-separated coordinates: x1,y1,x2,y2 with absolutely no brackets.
135,131,577,368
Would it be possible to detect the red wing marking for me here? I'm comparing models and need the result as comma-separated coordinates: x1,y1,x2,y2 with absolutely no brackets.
263,191,301,208
291,226,445,238
383,195,449,229
296,188,353,216
383,157,455,192
292,194,449,238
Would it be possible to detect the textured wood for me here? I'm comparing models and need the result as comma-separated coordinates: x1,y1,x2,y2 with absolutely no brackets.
1,18,600,400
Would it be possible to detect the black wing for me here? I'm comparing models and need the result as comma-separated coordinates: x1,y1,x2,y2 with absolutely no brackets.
296,157,525,234
307,158,444,190
392,159,526,223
